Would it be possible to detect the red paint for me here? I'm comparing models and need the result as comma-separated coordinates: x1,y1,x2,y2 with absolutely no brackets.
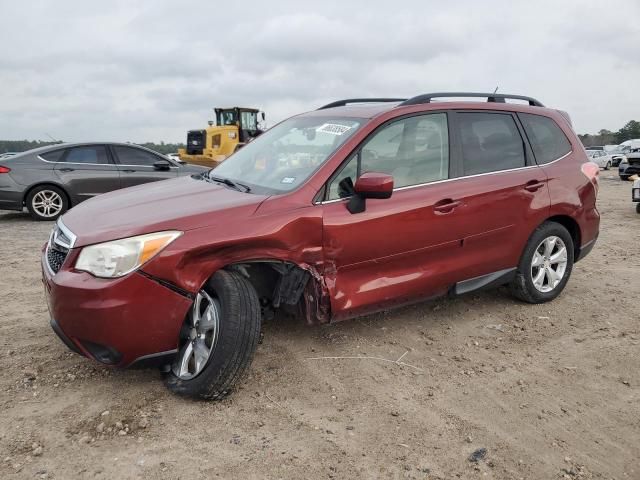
42,100,599,366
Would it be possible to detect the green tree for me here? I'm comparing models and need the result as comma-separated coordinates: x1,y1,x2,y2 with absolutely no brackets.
615,120,640,143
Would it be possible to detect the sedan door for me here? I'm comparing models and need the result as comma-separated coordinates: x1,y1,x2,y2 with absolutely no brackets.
320,112,464,320
53,145,121,203
110,145,178,188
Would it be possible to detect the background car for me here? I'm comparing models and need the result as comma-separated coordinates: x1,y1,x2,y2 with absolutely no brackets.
586,149,613,170
0,152,18,159
604,144,630,167
632,177,640,213
619,145,640,180
166,153,184,163
0,142,207,220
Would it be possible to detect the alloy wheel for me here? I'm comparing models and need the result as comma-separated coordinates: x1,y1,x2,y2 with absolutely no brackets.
530,236,568,293
172,290,221,380
32,190,63,218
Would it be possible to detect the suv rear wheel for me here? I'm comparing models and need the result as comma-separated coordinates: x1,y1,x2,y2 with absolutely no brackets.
510,222,574,304
164,269,261,400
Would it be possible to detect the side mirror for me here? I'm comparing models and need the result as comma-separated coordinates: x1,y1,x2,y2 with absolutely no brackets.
153,159,171,171
347,172,394,214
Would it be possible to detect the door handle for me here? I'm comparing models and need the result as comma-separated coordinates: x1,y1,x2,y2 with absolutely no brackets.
122,169,136,173
433,199,461,214
524,180,545,192
58,168,75,172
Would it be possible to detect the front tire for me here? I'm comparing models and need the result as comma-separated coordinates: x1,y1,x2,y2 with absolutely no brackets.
164,269,261,400
605,161,611,170
620,175,630,181
26,185,68,221
509,222,574,304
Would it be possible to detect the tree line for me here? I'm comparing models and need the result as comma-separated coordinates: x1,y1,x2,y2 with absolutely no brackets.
0,140,185,155
578,120,640,147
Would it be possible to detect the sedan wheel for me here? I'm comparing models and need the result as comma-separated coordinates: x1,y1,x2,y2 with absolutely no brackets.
172,290,221,380
26,185,69,221
530,236,568,293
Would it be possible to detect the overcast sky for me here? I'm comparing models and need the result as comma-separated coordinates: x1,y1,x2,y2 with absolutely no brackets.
1,0,639,143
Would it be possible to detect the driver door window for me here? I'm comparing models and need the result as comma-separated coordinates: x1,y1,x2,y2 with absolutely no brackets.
327,113,449,200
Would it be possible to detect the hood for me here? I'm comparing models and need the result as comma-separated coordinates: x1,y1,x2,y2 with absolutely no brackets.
62,175,268,247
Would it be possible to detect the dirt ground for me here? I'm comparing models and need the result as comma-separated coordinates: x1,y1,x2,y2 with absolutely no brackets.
0,171,638,480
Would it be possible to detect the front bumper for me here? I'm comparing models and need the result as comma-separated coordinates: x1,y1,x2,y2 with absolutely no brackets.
42,252,192,367
619,163,640,177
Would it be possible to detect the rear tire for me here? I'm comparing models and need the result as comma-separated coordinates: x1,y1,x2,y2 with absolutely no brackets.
164,269,261,400
605,161,611,170
509,222,574,304
26,185,68,221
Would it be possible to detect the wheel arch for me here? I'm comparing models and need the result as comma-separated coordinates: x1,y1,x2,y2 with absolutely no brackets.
23,182,73,208
544,215,581,261
218,259,331,324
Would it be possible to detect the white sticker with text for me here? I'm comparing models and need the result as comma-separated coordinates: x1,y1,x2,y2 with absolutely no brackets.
316,123,353,136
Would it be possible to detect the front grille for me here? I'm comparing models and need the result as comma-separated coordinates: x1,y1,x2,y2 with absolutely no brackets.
46,222,74,274
47,246,68,273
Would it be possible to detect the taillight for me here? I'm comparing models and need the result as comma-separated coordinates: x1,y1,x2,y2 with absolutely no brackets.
581,161,599,195
0,166,11,174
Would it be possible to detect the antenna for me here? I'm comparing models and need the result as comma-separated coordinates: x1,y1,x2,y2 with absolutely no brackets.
44,133,59,142
493,86,499,94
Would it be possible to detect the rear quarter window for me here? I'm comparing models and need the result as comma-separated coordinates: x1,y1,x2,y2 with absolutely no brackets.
519,113,572,164
40,149,66,162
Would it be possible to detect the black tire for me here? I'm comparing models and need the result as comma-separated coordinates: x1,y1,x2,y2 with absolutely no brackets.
620,175,630,181
605,161,611,170
636,203,640,214
26,185,69,221
509,222,574,304
164,269,261,400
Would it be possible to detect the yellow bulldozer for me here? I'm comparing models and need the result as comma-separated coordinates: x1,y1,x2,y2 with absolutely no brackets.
178,107,265,167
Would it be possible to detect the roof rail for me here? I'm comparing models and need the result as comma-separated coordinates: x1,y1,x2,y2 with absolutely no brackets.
399,92,544,107
318,98,407,110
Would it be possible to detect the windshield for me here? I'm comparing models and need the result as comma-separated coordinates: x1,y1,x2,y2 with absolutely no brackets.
210,116,362,193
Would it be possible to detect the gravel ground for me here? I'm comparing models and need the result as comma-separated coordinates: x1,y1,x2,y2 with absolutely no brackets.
0,171,638,479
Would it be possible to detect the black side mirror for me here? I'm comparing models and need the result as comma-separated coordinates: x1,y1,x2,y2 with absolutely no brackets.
153,160,171,171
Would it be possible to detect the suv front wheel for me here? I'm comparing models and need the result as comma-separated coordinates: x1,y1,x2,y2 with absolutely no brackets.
510,222,574,304
163,269,261,400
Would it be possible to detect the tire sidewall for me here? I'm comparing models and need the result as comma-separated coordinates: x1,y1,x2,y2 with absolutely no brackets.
518,223,574,303
26,185,68,221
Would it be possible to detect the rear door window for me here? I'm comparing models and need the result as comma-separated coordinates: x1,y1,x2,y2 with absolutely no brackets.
64,146,110,164
113,146,162,166
519,113,572,164
457,112,526,176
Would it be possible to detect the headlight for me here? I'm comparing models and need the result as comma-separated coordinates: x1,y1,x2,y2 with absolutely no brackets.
75,231,182,278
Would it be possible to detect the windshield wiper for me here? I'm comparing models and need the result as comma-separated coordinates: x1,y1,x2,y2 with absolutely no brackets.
207,174,251,192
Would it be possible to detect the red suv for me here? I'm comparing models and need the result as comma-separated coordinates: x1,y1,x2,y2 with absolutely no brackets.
42,93,600,399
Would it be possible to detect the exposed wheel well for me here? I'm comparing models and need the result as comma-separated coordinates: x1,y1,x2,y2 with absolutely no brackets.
224,261,327,323
546,215,581,261
23,183,72,208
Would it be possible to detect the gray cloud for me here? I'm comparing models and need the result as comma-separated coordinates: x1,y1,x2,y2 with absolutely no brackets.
0,0,639,142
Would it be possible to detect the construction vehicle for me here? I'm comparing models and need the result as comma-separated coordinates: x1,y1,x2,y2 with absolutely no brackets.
178,107,265,167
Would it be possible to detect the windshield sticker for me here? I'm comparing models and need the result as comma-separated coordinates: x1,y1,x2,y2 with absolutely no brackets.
281,177,296,184
316,123,353,136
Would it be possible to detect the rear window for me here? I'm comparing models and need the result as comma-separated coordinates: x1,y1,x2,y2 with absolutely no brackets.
40,149,66,162
519,113,572,164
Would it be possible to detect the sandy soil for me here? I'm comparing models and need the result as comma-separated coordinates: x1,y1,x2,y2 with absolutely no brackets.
0,171,638,480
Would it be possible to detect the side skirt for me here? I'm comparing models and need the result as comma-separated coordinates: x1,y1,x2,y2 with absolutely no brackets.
451,268,516,296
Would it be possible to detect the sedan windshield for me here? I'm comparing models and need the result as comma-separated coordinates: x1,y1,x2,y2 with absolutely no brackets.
210,116,362,193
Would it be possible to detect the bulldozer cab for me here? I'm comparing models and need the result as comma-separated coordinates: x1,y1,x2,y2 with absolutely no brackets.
215,107,261,143
179,107,265,168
